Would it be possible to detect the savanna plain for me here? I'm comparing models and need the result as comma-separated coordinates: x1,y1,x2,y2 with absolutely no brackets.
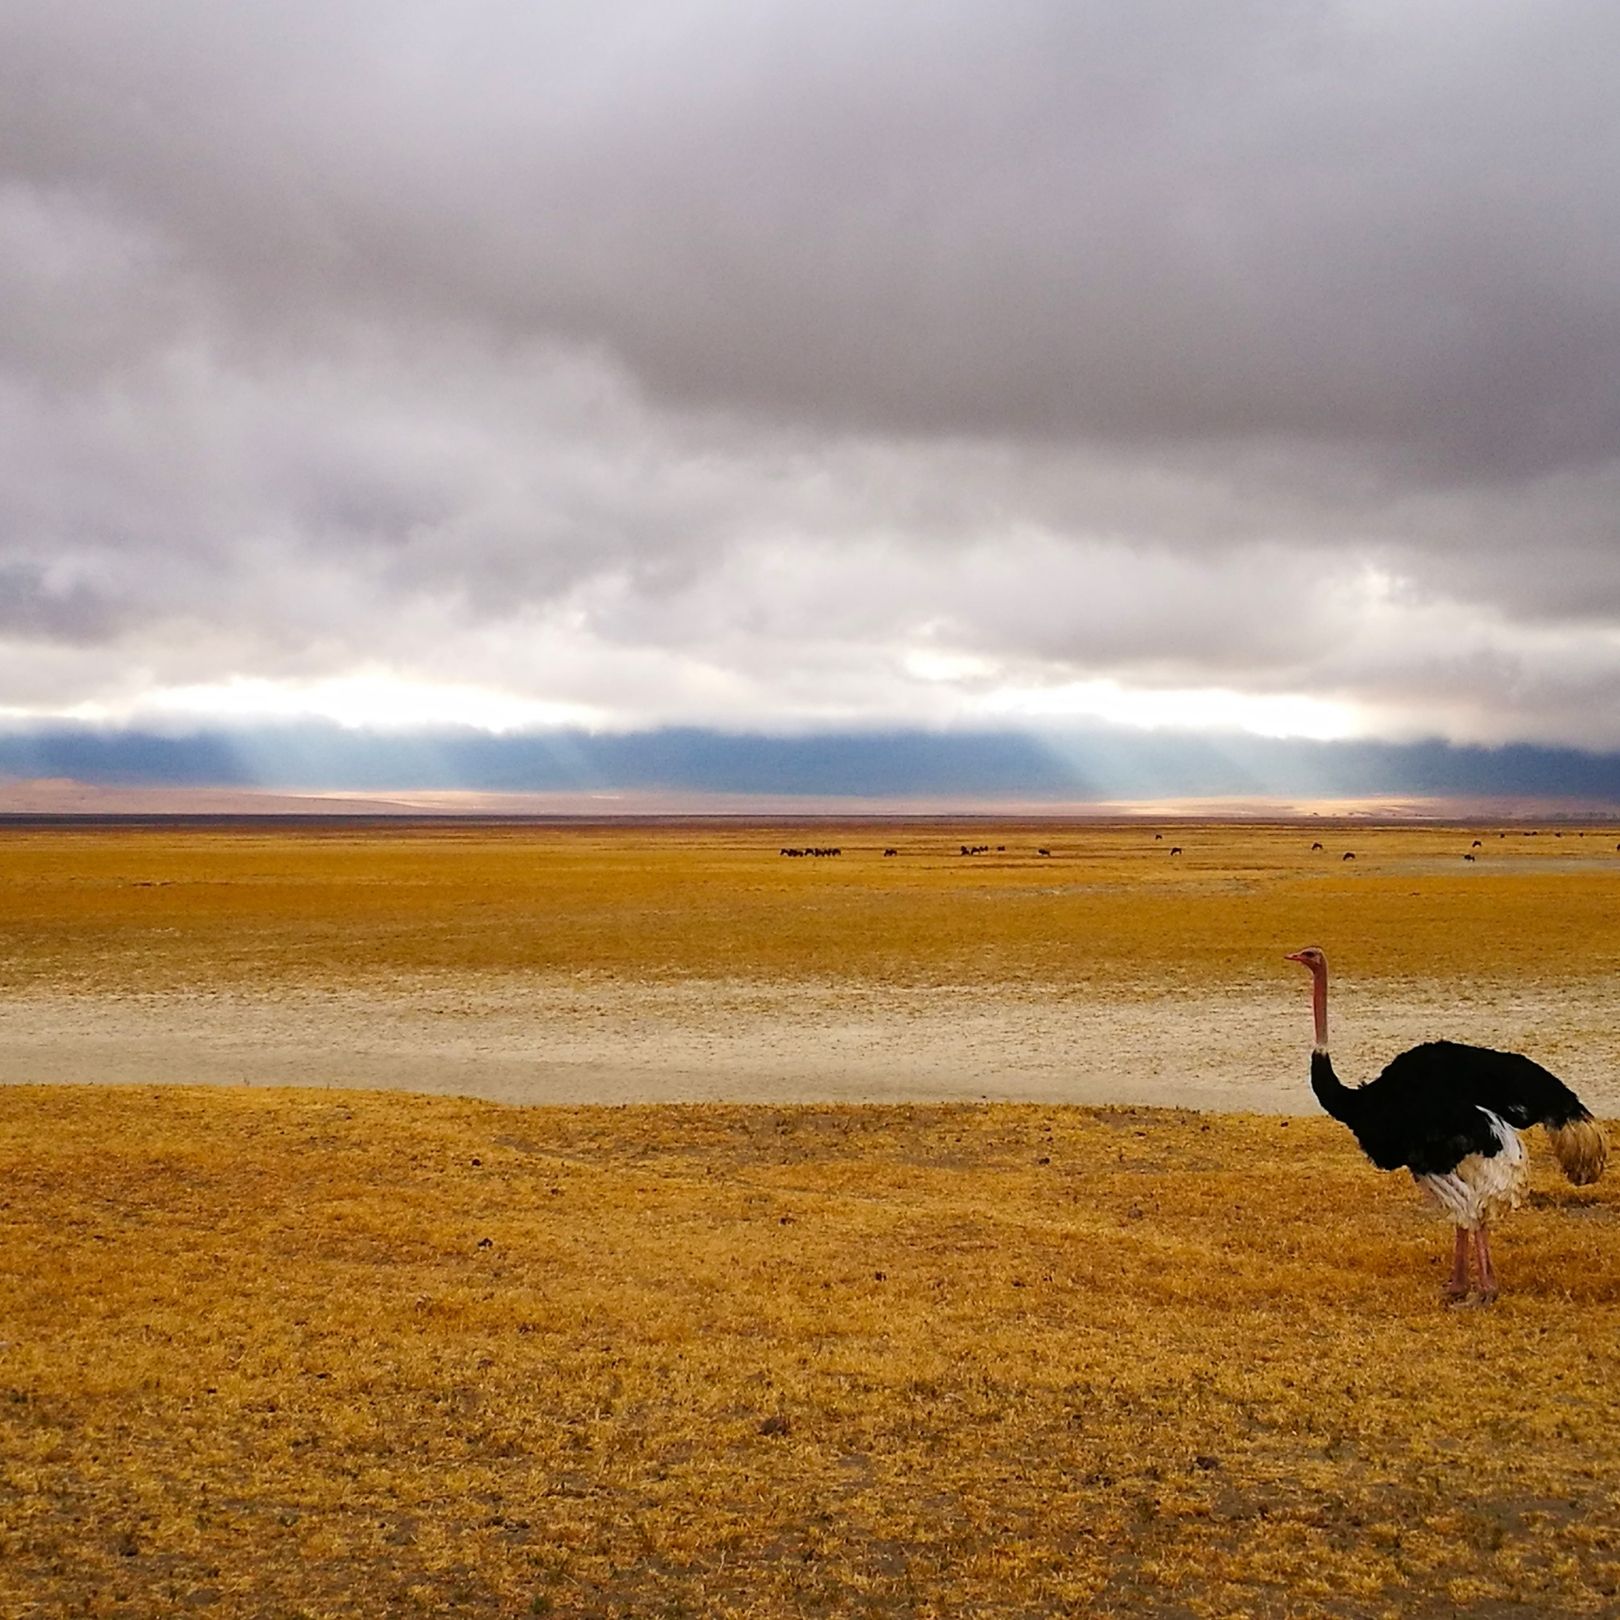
4,818,1620,1617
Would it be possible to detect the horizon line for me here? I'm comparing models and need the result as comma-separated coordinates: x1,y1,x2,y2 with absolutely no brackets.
6,780,1620,822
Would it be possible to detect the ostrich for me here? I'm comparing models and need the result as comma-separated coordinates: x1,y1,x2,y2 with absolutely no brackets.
1286,947,1607,1303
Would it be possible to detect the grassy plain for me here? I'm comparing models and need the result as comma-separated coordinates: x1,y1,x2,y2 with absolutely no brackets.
4,816,1620,994
3,1086,1619,1619
4,818,1620,1616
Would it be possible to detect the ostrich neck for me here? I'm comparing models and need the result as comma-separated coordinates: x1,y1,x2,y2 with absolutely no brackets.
1305,964,1358,1123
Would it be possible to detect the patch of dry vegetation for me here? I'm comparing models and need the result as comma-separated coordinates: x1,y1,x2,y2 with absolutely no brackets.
5,818,1620,999
4,1087,1620,1618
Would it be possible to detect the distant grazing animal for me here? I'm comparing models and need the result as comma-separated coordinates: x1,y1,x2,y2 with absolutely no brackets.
1154,833,1163,841
1472,840,1483,848
1036,848,1051,857
882,847,898,857
1286,947,1606,1303
1463,854,1475,862
1169,846,1182,856
1342,852,1356,861
1311,842,1323,851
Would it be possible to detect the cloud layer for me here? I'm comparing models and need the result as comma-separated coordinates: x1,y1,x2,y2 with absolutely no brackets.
4,2,1620,752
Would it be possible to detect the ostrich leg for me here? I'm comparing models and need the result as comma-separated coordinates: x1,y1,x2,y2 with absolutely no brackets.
1473,1227,1499,1302
1443,1226,1471,1301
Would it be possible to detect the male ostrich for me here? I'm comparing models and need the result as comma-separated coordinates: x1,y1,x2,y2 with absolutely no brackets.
1286,947,1607,1302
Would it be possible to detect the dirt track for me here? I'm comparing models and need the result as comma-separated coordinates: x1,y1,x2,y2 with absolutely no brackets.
8,974,1619,1113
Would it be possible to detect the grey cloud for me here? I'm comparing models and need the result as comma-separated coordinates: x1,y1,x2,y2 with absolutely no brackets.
5,2,1619,471
0,558,122,642
2,322,1619,737
3,2,1620,750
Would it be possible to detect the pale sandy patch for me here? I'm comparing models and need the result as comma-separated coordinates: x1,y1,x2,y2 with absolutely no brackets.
5,975,1618,1114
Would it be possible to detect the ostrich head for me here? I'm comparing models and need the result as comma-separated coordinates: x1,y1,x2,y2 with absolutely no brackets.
1285,946,1326,976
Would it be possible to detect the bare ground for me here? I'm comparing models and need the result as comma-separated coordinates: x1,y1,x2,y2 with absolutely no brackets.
7,975,1620,1114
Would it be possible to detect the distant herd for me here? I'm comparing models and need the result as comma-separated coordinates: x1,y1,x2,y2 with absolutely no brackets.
773,832,1617,862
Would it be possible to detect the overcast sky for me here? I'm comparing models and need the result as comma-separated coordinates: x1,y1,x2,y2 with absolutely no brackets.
5,0,1620,765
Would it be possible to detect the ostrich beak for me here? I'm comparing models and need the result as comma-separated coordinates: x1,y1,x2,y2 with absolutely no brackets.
1283,951,1306,964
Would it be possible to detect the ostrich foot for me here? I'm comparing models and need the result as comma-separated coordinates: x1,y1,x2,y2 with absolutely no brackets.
1440,1280,1471,1304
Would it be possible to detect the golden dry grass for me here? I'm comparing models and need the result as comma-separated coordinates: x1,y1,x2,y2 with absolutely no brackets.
4,817,1620,995
6,819,1620,1616
4,1086,1620,1619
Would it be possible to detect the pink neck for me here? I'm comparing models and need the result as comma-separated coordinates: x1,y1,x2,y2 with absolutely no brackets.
1311,966,1329,1051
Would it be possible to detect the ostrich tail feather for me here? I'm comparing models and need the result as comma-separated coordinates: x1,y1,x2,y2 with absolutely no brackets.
1547,1117,1609,1187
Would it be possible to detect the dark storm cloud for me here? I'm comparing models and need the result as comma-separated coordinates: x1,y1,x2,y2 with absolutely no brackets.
7,2,1619,468
2,1,1620,753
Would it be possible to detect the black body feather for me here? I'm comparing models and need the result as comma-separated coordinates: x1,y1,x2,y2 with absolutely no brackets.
1310,1041,1595,1177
